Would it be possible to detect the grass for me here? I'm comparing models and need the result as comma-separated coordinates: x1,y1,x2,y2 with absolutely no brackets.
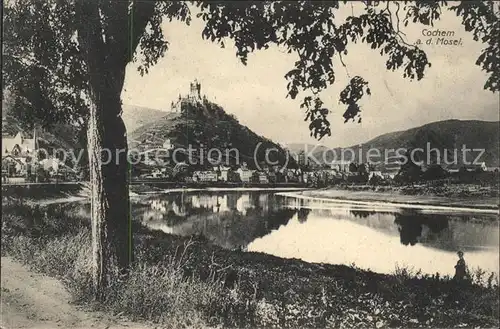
1,201,257,329
1,200,499,328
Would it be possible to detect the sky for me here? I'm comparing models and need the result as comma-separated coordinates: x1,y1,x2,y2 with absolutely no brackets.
121,2,499,148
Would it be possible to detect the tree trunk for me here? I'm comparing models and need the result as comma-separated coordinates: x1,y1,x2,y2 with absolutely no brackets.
87,84,131,301
76,0,153,301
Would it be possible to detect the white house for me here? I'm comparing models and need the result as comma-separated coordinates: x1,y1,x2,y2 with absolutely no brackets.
162,138,174,150
257,172,269,184
214,165,232,181
2,131,37,157
39,158,61,174
193,171,218,182
2,155,25,175
236,167,253,183
330,160,351,173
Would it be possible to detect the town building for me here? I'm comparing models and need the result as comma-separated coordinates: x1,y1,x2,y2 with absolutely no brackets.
219,166,230,181
162,138,174,150
2,155,25,176
2,128,38,177
297,152,311,167
236,167,253,183
285,168,301,182
257,171,269,184
216,165,238,182
330,160,351,173
267,171,277,183
39,157,63,172
2,131,37,157
193,170,218,182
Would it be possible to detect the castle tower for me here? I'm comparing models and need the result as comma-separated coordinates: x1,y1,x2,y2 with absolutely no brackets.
189,79,201,99
189,82,195,97
195,79,201,98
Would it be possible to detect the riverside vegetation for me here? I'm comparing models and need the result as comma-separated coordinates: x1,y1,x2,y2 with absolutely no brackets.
1,199,499,329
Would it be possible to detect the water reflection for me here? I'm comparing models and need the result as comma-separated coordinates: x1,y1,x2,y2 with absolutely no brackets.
297,208,311,223
141,192,299,250
351,210,377,218
135,191,499,276
394,210,449,247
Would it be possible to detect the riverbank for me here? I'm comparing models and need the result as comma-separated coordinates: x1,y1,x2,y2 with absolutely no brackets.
129,184,310,195
131,180,308,189
286,185,499,212
324,183,498,199
1,182,310,205
2,201,498,328
3,180,498,207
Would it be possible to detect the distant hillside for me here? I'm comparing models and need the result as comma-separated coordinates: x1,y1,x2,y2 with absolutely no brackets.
285,143,330,157
309,120,500,169
129,98,295,169
1,100,165,152
122,104,167,133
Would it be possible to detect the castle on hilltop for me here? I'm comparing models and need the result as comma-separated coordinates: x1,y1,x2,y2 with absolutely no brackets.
189,79,201,99
171,79,205,113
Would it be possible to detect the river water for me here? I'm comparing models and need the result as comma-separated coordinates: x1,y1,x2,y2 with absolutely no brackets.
135,190,499,277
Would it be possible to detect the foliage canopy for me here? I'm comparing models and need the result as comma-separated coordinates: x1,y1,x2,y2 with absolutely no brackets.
3,1,499,140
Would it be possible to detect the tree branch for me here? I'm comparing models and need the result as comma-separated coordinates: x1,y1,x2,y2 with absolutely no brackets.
394,1,406,36
382,3,416,49
127,0,157,65
339,52,351,79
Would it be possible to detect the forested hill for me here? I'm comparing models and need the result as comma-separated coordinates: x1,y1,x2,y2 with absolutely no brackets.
128,98,295,169
302,119,500,169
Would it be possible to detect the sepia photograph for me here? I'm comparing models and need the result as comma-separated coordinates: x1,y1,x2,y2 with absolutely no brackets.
1,1,499,328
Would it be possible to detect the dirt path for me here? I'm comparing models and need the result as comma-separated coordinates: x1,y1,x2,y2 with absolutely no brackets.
0,257,154,329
